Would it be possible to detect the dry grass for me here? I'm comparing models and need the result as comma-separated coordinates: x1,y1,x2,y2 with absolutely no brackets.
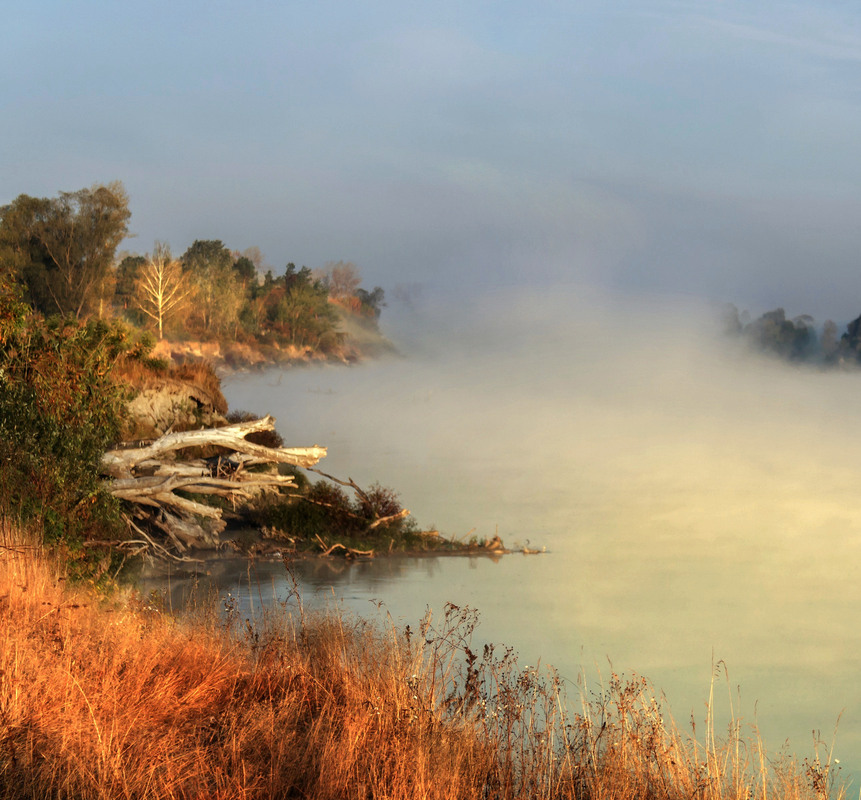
0,522,846,799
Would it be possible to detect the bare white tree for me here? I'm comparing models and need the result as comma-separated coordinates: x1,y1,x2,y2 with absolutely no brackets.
325,260,361,299
135,242,191,340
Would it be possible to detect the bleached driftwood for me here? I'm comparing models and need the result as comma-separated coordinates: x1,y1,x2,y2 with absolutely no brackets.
101,415,327,554
102,415,326,478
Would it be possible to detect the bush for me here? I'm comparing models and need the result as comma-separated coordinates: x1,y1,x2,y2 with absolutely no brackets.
252,476,413,545
0,278,149,551
356,482,403,522
226,409,284,448
172,361,228,414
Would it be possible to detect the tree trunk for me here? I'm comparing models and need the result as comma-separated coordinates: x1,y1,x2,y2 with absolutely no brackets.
101,415,326,556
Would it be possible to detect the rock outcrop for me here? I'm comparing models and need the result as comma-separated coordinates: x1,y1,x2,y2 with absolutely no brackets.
126,378,227,439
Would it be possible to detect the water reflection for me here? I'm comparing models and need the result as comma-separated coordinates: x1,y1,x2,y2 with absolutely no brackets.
137,551,512,619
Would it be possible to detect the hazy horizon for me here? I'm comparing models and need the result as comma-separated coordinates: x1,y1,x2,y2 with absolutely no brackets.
6,2,861,321
218,291,861,773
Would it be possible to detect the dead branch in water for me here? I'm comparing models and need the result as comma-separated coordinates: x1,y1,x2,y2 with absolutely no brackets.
314,534,374,559
368,508,411,530
305,467,373,506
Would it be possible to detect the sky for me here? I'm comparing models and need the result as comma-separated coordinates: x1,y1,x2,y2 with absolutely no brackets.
4,0,861,321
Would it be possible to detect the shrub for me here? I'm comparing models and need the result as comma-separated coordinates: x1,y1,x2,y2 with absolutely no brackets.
226,409,284,448
252,476,413,545
172,360,228,414
0,278,150,552
356,482,403,522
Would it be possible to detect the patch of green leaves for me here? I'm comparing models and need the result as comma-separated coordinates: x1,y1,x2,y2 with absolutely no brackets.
0,278,149,555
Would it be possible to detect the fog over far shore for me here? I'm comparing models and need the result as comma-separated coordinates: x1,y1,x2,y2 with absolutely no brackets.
222,282,861,771
229,282,861,551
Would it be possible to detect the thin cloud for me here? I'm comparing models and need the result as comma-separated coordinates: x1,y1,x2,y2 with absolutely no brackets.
681,7,861,63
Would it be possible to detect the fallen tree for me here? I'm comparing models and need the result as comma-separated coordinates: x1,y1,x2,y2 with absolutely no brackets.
100,415,327,556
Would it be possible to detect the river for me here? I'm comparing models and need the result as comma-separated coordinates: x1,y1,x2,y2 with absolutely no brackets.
147,287,861,783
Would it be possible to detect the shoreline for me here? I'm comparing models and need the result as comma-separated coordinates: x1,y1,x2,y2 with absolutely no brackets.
113,324,545,573
131,522,535,582
149,312,400,377
2,527,842,800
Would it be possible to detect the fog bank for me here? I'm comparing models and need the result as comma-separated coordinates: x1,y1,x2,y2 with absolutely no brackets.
223,285,861,770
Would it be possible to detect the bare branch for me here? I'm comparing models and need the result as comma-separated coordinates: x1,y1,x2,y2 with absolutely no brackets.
102,415,326,478
305,466,372,506
367,508,411,530
101,416,325,556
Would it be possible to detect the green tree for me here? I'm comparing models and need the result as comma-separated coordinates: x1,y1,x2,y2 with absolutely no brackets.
357,286,386,319
181,239,243,337
182,239,233,275
0,194,51,284
0,182,130,319
283,263,313,290
264,269,341,351
232,256,256,285
0,276,137,550
239,245,265,272
114,254,146,325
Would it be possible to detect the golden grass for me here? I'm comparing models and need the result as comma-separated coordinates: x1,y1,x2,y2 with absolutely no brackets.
0,523,846,799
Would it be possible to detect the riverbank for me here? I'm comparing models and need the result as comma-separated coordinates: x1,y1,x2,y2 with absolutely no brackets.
0,523,844,800
224,521,522,560
106,338,516,563
149,307,399,376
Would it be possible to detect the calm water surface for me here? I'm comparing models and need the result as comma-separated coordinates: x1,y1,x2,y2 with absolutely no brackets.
144,292,861,783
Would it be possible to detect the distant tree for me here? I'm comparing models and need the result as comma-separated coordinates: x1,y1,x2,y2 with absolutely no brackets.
238,293,265,335
357,286,385,319
264,268,341,351
325,260,362,299
181,239,241,337
840,313,861,363
821,320,840,361
284,263,314,290
721,303,742,336
238,259,288,336
741,308,816,361
0,182,130,319
114,253,146,310
232,256,256,285
181,239,233,280
239,245,266,272
135,242,190,340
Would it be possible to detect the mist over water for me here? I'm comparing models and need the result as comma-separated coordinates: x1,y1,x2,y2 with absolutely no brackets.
219,286,861,776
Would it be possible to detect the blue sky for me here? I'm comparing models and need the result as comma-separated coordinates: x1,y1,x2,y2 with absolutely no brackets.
5,1,861,320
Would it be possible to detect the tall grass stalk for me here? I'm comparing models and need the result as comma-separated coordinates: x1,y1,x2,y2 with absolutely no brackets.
0,522,846,799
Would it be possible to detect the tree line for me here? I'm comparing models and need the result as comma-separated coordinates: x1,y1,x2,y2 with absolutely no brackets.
724,304,861,366
0,181,385,353
0,181,397,572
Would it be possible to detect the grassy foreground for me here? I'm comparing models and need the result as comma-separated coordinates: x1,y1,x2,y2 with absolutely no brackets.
0,524,845,799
